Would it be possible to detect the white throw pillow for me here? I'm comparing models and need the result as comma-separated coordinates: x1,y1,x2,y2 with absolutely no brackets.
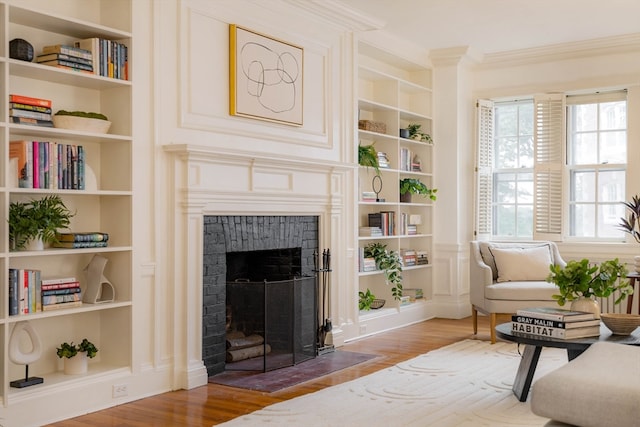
489,245,552,282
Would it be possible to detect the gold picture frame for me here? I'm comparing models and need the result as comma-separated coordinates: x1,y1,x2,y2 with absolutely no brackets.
229,24,303,126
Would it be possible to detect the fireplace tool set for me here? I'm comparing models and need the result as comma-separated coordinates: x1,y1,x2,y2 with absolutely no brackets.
314,249,335,355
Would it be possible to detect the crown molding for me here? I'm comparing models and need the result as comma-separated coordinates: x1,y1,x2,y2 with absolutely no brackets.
281,0,385,31
478,33,640,69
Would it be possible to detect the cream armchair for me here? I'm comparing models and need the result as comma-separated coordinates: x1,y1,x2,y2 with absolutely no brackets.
470,240,566,343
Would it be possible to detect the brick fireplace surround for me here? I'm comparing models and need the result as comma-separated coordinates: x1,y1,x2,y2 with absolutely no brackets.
202,215,319,375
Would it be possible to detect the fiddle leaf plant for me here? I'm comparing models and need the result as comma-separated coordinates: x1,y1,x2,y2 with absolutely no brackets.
364,242,403,299
547,258,632,306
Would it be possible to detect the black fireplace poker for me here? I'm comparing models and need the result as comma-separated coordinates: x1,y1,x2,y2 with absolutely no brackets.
314,248,335,355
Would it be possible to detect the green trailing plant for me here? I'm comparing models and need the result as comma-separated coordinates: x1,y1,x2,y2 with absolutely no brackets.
55,110,109,121
619,195,640,243
358,288,376,310
9,195,75,250
407,123,433,144
547,258,632,306
56,338,99,359
399,178,437,201
364,242,403,299
358,143,380,174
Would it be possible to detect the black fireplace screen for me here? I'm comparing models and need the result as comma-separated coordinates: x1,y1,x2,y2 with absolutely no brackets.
226,276,317,371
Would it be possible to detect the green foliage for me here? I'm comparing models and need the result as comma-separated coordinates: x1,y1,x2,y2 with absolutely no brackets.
407,123,433,144
358,143,380,174
619,195,640,243
399,178,437,200
547,258,632,306
56,338,99,359
358,288,376,310
9,195,75,250
55,110,109,121
364,242,403,299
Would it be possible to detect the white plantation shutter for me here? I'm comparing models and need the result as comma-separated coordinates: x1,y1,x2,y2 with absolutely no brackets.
475,100,494,240
533,94,565,240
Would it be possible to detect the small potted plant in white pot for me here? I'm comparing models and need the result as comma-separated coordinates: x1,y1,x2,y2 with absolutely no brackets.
56,338,98,375
8,195,74,251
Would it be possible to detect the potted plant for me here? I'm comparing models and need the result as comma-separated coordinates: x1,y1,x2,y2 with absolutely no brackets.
547,258,632,318
407,123,433,144
358,288,376,310
364,242,403,299
358,143,380,174
9,195,75,251
56,338,99,375
399,178,437,203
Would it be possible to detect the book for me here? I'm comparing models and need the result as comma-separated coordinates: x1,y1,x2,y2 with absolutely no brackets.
511,321,601,339
52,241,109,249
8,268,19,316
511,315,601,329
516,307,595,322
9,102,52,114
38,59,93,72
10,116,54,127
36,52,93,66
41,281,80,291
9,140,33,188
41,277,77,286
37,63,93,74
8,94,52,108
41,44,92,60
56,232,109,242
9,108,53,121
41,287,81,296
41,300,83,311
42,293,82,305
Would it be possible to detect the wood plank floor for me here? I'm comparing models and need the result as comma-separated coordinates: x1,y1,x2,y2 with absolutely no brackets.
46,314,508,426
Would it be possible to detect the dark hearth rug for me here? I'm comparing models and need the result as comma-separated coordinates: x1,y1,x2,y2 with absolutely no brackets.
208,350,378,392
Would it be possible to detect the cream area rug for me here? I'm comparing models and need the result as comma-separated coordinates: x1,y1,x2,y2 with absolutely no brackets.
217,339,568,426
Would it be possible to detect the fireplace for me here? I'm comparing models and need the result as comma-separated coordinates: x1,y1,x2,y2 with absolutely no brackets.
202,215,319,375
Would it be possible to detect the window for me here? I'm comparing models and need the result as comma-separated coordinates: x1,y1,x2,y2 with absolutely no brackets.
475,91,627,241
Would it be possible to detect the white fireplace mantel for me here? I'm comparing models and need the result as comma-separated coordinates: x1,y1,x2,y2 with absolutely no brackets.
164,143,355,389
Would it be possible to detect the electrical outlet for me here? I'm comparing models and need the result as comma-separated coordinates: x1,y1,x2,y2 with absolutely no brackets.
112,383,128,398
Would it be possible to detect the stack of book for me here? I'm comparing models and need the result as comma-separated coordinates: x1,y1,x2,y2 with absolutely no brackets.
8,94,53,127
400,249,416,266
368,212,395,236
403,288,424,301
511,307,601,339
53,232,109,249
9,140,85,190
416,251,429,265
399,147,413,171
8,268,41,315
41,277,83,311
36,45,93,73
377,152,390,169
359,226,382,237
361,191,377,202
358,248,377,272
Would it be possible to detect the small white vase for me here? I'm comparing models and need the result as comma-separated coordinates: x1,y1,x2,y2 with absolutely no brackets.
64,353,88,375
571,297,601,319
634,255,640,274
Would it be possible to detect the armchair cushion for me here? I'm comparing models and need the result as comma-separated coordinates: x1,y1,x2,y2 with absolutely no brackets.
489,244,552,282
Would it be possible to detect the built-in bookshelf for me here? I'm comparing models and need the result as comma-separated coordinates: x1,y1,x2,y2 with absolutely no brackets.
356,40,435,333
0,1,132,423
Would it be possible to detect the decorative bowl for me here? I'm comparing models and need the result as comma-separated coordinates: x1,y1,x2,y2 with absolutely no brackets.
53,115,111,134
371,299,386,309
600,313,640,335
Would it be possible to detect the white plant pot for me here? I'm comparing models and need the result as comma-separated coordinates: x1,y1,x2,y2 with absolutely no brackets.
25,237,44,251
634,255,640,273
64,353,88,375
570,297,601,319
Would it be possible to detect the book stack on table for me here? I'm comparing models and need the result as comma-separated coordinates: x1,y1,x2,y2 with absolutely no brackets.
511,307,601,339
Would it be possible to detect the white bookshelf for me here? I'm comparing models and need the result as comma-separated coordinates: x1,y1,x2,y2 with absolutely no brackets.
357,40,435,334
0,0,133,422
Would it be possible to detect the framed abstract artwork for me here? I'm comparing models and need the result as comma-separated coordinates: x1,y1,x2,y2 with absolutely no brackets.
229,24,303,126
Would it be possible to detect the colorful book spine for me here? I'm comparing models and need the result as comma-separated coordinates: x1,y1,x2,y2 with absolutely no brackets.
9,94,52,108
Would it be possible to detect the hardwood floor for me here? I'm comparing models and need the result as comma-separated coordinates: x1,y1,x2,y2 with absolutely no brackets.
46,315,507,426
